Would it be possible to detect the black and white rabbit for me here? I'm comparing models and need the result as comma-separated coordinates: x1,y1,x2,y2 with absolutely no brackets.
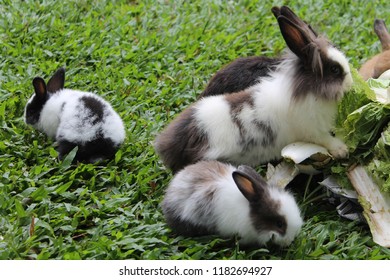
24,67,125,163
162,160,303,247
155,6,352,173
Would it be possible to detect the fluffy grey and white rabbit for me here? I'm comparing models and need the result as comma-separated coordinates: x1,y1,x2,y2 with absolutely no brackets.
24,67,125,163
161,160,303,247
155,6,352,173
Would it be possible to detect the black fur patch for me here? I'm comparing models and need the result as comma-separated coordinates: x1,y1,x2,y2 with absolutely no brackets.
57,136,117,163
57,140,78,160
164,212,214,237
154,107,209,173
249,195,287,237
192,188,215,221
168,189,216,237
25,95,48,125
80,96,105,125
163,196,216,237
60,102,66,113
290,41,347,100
226,92,255,148
200,56,282,98
253,120,276,147
46,67,65,94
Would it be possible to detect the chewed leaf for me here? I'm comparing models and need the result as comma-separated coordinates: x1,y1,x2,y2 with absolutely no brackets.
266,162,299,189
281,142,331,164
281,142,332,174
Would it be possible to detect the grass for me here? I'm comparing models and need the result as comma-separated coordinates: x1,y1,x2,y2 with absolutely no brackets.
1,0,390,260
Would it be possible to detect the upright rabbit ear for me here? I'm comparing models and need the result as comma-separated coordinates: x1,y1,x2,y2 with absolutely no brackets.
232,166,268,203
32,77,47,100
271,6,281,18
279,6,317,39
277,15,313,61
374,19,390,51
47,67,65,93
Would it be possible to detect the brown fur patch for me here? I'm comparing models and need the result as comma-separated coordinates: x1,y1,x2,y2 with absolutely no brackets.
184,160,230,186
224,91,276,150
253,120,275,147
359,55,379,80
374,19,390,51
225,90,255,113
154,106,209,173
226,91,254,140
359,20,390,80
373,51,390,78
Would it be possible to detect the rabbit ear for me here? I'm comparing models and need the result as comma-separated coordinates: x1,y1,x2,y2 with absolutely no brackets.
32,77,47,99
47,67,65,93
374,19,390,51
278,13,327,78
271,6,281,18
277,15,314,61
232,167,267,203
279,6,317,39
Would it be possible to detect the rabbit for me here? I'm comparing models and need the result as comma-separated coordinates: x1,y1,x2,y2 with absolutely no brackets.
359,19,390,80
161,160,303,247
24,67,125,163
154,6,353,173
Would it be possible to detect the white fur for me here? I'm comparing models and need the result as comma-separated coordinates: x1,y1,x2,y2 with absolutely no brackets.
196,49,352,165
268,187,303,246
163,161,303,246
327,47,354,92
26,89,125,145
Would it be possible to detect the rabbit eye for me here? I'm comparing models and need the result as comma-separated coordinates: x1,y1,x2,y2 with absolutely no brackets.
276,220,284,229
330,65,342,75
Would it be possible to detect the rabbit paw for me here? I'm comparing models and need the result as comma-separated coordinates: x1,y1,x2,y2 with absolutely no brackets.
326,138,349,159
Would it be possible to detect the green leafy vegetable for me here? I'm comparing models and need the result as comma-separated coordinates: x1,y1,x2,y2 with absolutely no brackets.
335,67,390,194
366,125,390,193
336,67,374,131
343,103,390,157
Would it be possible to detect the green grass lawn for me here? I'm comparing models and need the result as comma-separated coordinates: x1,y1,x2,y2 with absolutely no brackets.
1,0,390,260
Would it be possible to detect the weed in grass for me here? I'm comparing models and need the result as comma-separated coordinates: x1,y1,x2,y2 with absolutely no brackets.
1,0,390,259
